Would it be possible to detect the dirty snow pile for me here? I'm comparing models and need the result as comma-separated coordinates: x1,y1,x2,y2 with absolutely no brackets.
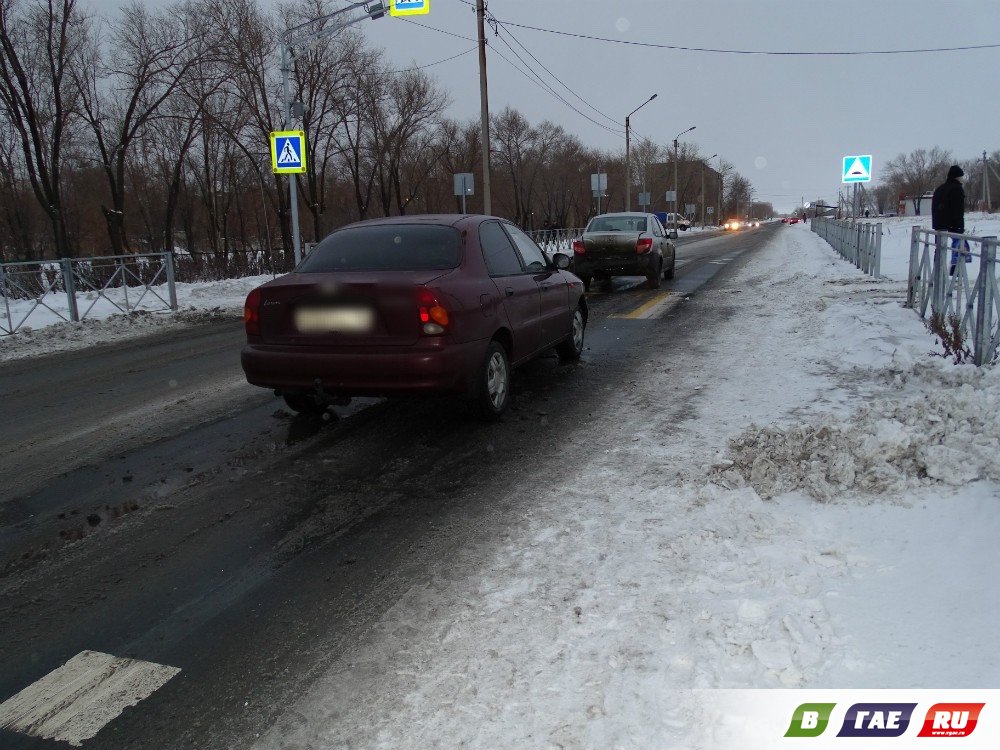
251,224,1000,750
720,355,1000,500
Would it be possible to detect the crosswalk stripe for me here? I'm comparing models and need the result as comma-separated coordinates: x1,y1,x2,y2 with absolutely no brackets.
0,651,181,746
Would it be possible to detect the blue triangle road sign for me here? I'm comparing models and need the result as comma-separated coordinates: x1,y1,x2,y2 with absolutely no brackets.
842,155,873,184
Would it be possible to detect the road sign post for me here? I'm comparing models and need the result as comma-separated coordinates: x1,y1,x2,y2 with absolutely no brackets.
271,130,307,264
591,173,607,215
454,173,474,214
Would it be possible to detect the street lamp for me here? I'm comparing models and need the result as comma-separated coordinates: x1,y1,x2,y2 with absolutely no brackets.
672,126,695,236
281,0,388,264
701,153,717,228
716,155,726,227
625,94,657,212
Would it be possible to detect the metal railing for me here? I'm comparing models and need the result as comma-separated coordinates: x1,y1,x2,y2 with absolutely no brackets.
526,227,585,257
1,253,178,336
906,227,1000,365
812,217,882,277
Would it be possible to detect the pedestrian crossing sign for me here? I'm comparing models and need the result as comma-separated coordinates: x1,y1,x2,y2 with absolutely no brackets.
842,154,872,184
271,131,307,174
389,0,430,16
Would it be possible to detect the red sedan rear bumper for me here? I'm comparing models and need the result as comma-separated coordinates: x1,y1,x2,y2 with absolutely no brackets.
241,337,488,396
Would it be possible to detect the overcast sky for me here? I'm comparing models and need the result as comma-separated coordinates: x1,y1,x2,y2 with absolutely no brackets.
368,0,1000,213
87,0,1000,213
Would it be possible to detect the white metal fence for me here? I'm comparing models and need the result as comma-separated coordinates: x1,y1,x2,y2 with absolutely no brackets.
905,227,1000,366
0,253,178,336
812,217,882,277
526,228,585,257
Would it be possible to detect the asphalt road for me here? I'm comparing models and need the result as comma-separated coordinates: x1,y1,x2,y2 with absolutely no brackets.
0,224,777,749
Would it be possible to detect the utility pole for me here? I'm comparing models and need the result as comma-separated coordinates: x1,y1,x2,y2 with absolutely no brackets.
717,160,725,225
701,153,716,228
625,116,630,212
476,0,492,215
985,151,992,211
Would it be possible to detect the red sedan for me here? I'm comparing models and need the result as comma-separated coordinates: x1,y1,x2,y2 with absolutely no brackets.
241,215,587,418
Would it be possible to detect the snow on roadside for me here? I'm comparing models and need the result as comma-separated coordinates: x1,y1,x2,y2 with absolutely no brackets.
251,224,1000,749
868,211,1000,281
0,275,268,361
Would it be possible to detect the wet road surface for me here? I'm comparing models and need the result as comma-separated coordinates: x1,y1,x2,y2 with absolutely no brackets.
0,225,777,749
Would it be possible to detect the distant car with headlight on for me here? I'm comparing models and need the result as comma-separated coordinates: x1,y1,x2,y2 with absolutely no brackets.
241,215,587,419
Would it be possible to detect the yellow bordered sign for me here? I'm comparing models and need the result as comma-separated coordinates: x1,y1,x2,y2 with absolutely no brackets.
271,131,307,174
389,0,429,17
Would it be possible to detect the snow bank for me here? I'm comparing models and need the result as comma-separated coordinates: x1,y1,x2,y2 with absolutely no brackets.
0,275,269,361
870,211,1000,281
721,356,1000,500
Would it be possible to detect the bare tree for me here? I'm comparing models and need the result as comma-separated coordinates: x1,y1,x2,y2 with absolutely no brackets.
725,173,752,218
368,69,449,217
883,147,952,216
0,0,85,257
331,46,383,222
435,118,480,213
72,0,205,255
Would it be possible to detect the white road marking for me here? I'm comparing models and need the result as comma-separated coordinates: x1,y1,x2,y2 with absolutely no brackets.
0,650,180,747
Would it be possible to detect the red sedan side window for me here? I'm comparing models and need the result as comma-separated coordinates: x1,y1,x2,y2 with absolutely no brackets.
503,225,549,273
480,222,525,276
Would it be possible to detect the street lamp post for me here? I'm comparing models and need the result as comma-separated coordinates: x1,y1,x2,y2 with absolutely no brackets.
672,126,696,235
716,155,725,227
701,152,717,228
281,1,387,264
625,94,657,212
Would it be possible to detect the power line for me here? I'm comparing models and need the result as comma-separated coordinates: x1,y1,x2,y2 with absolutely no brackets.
493,18,1000,56
396,9,656,144
488,29,624,138
491,21,620,129
387,46,478,74
397,17,477,43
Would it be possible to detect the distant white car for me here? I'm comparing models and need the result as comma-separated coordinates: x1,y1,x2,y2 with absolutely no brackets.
659,213,692,231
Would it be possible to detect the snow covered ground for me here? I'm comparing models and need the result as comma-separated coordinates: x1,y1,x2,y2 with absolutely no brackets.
869,211,1000,281
0,275,269,362
242,223,999,748
5,223,998,746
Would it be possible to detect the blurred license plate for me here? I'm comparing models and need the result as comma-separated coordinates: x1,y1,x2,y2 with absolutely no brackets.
295,306,374,333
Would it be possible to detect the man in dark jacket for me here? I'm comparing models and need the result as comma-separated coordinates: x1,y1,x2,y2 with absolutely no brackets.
932,165,965,233
932,165,967,273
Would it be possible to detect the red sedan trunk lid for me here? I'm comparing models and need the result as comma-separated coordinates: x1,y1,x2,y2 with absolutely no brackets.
257,269,453,347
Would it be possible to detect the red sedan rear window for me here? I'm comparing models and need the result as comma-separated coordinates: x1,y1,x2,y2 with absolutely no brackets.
298,225,462,272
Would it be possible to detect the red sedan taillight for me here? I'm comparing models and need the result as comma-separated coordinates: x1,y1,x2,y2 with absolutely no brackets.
636,237,654,254
572,239,586,255
417,287,449,336
244,288,261,336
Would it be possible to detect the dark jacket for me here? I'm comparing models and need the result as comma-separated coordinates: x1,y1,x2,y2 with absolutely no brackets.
931,178,965,233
